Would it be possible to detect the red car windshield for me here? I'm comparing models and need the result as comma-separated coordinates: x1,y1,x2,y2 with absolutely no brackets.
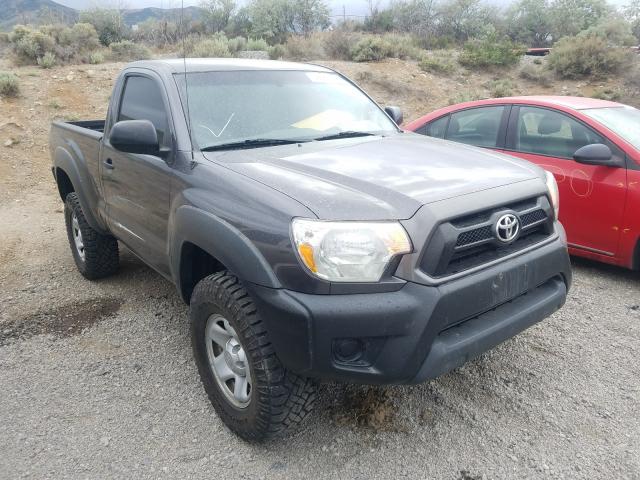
582,106,640,151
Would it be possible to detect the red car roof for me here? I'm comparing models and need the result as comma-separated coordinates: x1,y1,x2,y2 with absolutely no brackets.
405,96,625,131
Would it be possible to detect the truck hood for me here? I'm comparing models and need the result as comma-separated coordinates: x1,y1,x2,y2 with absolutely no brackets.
204,133,542,220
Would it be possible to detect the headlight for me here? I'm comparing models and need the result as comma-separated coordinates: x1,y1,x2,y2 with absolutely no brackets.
545,170,559,220
291,219,412,282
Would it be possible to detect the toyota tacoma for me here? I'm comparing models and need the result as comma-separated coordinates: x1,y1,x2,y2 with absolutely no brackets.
49,59,571,440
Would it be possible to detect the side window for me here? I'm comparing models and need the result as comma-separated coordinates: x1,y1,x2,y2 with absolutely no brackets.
515,106,604,159
426,115,448,139
445,106,505,148
118,76,170,147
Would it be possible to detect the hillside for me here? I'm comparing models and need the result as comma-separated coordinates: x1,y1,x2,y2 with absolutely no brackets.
0,0,77,31
123,6,202,25
0,0,202,31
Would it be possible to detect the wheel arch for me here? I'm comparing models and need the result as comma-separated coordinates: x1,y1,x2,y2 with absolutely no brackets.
173,206,281,304
53,146,108,234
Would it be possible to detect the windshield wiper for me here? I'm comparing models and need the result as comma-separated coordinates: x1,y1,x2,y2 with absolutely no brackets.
201,138,306,152
312,131,378,141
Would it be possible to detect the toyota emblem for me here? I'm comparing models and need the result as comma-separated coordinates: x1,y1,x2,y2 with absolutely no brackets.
495,213,520,243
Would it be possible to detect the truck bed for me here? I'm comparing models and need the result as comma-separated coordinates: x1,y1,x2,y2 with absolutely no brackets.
65,120,105,133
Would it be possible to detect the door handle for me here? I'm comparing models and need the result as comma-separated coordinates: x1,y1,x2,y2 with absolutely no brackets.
103,158,114,170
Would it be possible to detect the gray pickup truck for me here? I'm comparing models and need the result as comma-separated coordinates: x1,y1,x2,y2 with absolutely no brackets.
50,59,571,440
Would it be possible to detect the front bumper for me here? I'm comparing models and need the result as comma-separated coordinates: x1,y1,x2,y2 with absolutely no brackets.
245,236,571,385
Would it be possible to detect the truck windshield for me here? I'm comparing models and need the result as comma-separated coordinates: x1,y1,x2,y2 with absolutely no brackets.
174,70,398,150
581,106,640,150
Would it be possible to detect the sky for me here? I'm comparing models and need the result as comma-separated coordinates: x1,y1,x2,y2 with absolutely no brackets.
53,0,374,17
53,0,629,13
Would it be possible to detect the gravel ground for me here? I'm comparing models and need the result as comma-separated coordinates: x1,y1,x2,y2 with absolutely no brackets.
1,195,639,480
1,61,639,480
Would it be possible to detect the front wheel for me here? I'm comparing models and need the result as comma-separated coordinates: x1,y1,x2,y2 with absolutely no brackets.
190,272,316,441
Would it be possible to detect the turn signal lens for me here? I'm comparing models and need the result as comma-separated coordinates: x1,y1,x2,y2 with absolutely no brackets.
545,170,560,220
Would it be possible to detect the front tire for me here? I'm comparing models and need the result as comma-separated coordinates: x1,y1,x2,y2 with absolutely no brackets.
190,272,316,441
64,193,119,280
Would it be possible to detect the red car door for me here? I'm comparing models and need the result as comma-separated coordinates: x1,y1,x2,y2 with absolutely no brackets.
504,105,627,257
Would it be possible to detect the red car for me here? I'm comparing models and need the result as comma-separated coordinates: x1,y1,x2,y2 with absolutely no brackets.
407,96,640,269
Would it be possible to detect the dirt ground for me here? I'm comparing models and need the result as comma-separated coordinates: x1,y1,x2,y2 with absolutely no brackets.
1,58,639,479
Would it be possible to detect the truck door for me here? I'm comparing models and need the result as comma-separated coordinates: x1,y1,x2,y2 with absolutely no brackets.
101,73,173,276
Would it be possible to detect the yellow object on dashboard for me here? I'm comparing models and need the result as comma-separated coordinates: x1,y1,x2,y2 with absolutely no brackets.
292,110,354,131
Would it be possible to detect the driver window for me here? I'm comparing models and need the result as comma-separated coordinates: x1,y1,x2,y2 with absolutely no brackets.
515,106,604,159
119,76,170,147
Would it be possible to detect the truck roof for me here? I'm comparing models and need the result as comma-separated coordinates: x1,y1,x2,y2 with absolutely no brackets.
127,58,332,74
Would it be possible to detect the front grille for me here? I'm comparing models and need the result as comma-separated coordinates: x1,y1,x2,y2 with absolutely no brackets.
520,209,547,226
456,225,492,247
420,196,554,278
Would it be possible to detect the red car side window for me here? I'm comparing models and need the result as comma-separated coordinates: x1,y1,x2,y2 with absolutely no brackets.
426,115,448,138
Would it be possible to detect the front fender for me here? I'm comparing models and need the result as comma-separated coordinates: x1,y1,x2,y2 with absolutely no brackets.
171,205,282,293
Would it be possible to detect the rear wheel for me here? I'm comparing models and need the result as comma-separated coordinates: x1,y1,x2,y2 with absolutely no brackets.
64,193,119,279
190,272,316,441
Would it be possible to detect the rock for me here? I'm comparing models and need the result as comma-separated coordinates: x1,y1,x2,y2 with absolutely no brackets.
100,436,110,447
4,139,13,147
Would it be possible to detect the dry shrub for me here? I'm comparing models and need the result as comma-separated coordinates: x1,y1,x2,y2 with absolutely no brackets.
419,54,455,74
0,72,20,97
7,23,100,65
190,37,231,58
285,34,325,60
109,40,152,61
322,29,359,60
519,63,553,86
488,78,514,97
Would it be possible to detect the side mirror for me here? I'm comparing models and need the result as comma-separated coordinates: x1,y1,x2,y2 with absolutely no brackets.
110,119,163,157
573,143,614,166
385,106,403,126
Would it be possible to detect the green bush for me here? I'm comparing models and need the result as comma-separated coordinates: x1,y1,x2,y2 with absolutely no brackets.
350,36,395,62
37,51,56,68
547,34,631,79
419,55,455,74
58,23,101,54
191,37,231,58
109,40,152,61
459,35,524,69
79,8,126,46
0,72,20,97
268,43,286,59
246,38,269,51
89,51,104,64
11,27,56,64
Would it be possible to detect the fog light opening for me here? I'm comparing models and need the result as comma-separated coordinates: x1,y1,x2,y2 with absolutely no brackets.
333,338,365,363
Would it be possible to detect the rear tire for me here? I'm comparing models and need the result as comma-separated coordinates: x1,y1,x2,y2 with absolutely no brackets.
64,193,119,280
190,272,316,441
